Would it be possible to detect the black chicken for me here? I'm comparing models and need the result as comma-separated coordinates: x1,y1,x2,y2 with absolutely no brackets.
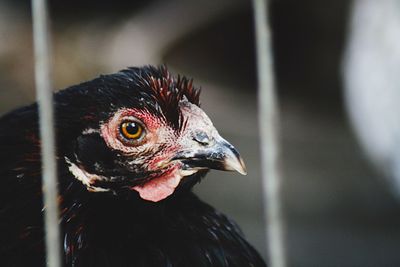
0,66,266,267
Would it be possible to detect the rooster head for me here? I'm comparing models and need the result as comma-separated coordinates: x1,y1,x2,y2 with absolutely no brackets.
59,66,246,202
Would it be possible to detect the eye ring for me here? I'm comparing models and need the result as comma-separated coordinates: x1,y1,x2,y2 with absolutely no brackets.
120,121,145,141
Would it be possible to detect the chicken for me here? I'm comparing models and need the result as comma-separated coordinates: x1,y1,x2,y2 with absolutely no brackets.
0,66,266,267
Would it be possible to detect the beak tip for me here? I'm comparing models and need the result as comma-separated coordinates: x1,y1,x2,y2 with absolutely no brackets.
236,157,247,175
226,156,247,175
238,169,247,176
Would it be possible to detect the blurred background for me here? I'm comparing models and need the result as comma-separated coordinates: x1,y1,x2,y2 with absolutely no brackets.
1,0,400,266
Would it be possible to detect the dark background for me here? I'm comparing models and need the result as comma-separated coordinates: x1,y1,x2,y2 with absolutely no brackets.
1,0,399,266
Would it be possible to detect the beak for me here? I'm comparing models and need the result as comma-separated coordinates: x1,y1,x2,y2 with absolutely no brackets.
174,139,247,175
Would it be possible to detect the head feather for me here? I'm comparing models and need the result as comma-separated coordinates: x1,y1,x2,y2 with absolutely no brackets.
127,65,201,130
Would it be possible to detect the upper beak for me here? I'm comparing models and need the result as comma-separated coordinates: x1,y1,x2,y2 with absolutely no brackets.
174,139,247,175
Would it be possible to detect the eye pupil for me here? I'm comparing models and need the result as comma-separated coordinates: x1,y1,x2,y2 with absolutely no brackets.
125,122,138,134
121,121,143,140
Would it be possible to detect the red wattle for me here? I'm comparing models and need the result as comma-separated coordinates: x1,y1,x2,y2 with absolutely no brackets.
132,171,181,202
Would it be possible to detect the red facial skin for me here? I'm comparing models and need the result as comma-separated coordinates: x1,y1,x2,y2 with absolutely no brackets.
100,108,186,202
101,108,179,169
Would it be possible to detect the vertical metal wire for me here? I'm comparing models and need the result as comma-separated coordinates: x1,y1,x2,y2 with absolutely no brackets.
32,0,62,266
252,0,286,266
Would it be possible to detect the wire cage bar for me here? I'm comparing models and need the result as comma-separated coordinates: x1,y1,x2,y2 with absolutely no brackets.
31,0,62,266
252,0,287,266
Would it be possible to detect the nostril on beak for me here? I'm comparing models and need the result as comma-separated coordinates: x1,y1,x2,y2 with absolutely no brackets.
193,131,211,146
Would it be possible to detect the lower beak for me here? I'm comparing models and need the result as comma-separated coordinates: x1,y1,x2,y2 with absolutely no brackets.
175,139,247,175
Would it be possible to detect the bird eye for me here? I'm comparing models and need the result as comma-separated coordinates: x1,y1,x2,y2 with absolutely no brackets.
120,121,144,140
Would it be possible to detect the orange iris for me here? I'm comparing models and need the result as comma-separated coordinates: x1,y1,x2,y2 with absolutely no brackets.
120,121,143,140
